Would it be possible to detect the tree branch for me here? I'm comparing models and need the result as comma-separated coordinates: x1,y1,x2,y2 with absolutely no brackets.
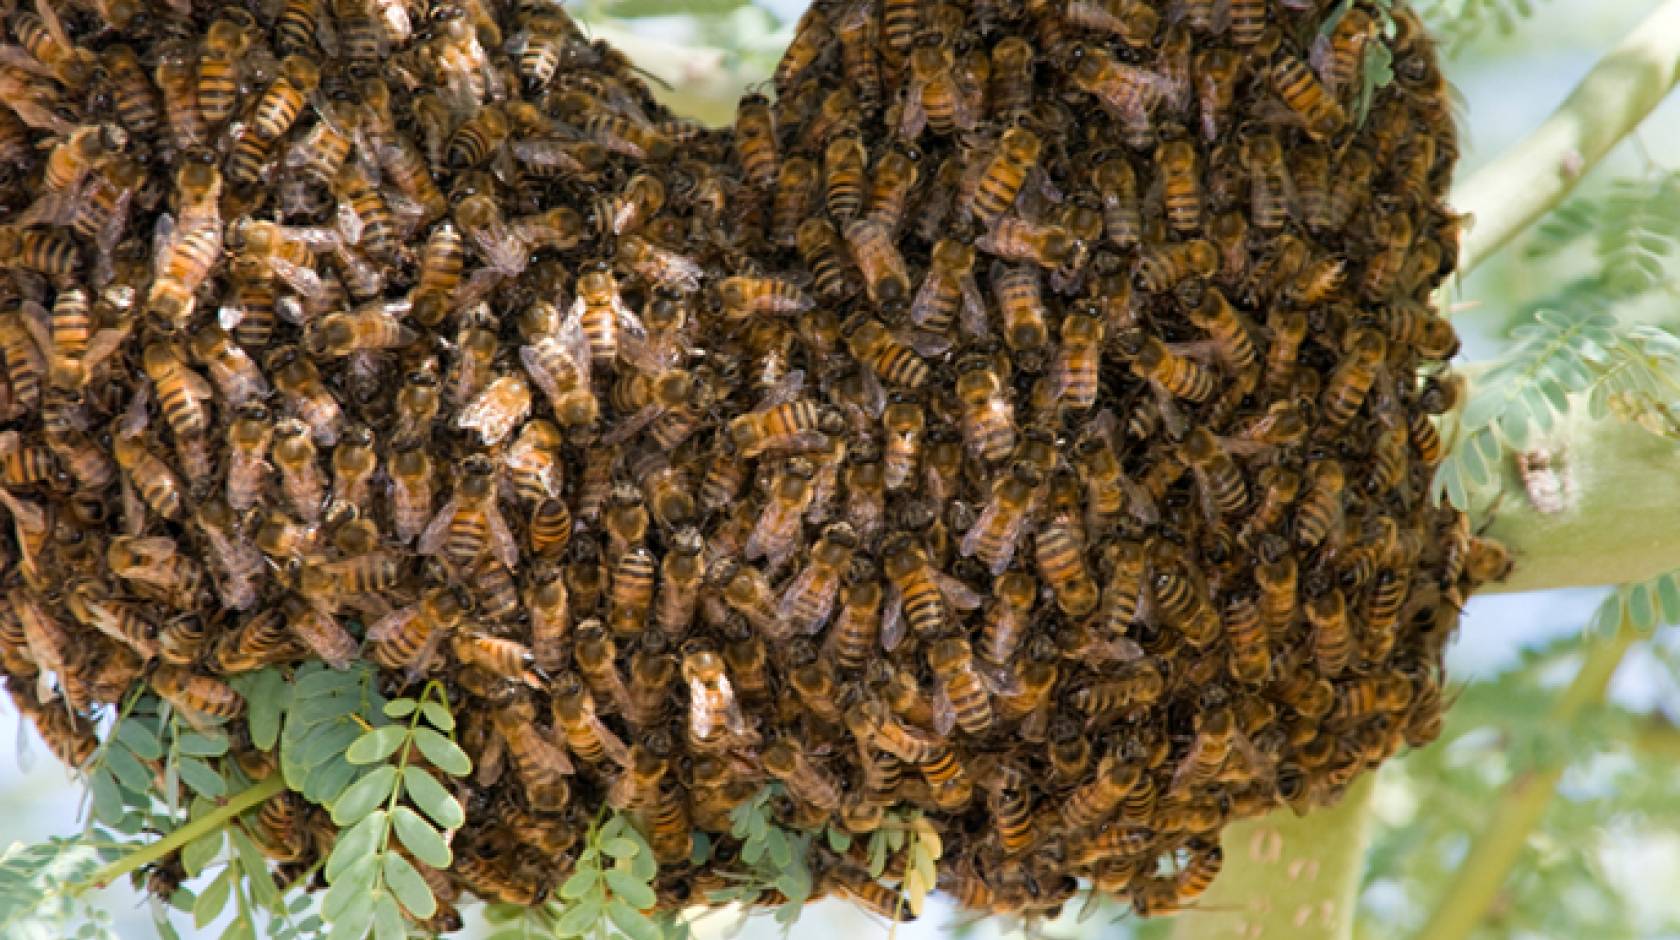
1410,617,1637,940
70,773,285,898
1170,775,1376,940
1453,0,1680,275
1472,402,1680,594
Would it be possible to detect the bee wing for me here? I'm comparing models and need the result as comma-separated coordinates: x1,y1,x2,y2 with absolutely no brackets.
935,573,984,611
957,274,990,340
754,369,805,412
908,329,952,359
33,0,73,67
598,403,659,447
976,660,1022,696
778,566,835,634
687,679,715,741
898,84,928,140
0,485,44,533
909,268,946,328
366,606,419,642
417,496,460,557
485,503,519,569
293,609,358,670
880,582,906,652
1169,737,1206,794
610,295,646,343
959,500,996,561
931,678,956,738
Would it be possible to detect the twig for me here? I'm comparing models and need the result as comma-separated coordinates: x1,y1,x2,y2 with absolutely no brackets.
1410,617,1638,940
69,773,285,897
1452,0,1680,274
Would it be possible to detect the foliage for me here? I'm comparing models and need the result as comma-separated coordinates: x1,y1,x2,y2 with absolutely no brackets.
711,785,815,930
321,680,470,940
480,811,673,940
0,839,118,940
1417,0,1545,54
865,810,942,919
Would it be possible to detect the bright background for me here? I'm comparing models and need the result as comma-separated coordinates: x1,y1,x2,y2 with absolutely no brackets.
8,1,1680,937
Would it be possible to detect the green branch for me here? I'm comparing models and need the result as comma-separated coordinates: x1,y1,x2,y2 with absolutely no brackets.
1453,0,1680,275
1473,399,1680,594
1410,618,1637,940
70,774,285,898
1170,775,1375,940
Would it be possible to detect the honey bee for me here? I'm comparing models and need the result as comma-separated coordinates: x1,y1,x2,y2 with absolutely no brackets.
270,419,325,524
962,463,1040,575
112,434,184,522
847,318,929,389
1062,752,1137,829
1184,427,1247,522
1192,47,1242,143
1363,211,1415,300
153,663,244,722
682,649,748,744
900,39,978,139
776,522,855,635
1313,7,1375,95
1027,520,1095,618
1271,56,1345,141
1136,239,1217,292
1307,588,1353,675
762,738,843,812
1053,314,1103,411
1320,328,1386,430
1465,536,1513,585
977,216,1079,270
840,218,912,306
102,45,162,138
491,696,573,810
733,92,780,190
1156,139,1203,233
1132,335,1217,405
1066,43,1166,142
1091,158,1142,249
966,128,1042,230
881,533,982,649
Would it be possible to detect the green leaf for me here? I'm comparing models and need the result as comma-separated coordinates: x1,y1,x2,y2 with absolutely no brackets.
603,837,640,860
1628,582,1657,631
402,766,465,830
554,894,604,937
325,899,373,940
826,827,852,852
382,698,418,719
114,717,164,760
182,827,224,878
604,868,656,909
606,899,660,940
105,743,153,795
176,756,226,799
371,891,405,940
236,670,287,751
410,728,471,776
332,765,398,826
176,729,230,757
228,826,280,910
346,726,408,766
304,756,361,807
1657,573,1680,625
560,867,599,900
382,852,437,919
767,830,792,869
326,811,388,881
689,832,711,866
193,865,233,928
88,768,125,827
419,701,455,732
391,804,452,868
324,853,380,922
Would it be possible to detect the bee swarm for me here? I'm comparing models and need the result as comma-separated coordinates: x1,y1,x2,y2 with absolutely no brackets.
0,0,1502,926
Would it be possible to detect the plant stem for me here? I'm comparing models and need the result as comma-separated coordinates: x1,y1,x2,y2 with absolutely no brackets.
1169,774,1375,940
1410,617,1637,940
1453,0,1680,275
71,773,285,897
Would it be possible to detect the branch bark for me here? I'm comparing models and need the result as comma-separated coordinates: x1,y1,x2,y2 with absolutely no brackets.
1170,775,1376,940
1453,0,1680,275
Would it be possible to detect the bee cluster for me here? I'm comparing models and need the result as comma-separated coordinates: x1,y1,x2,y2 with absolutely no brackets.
0,0,1507,927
